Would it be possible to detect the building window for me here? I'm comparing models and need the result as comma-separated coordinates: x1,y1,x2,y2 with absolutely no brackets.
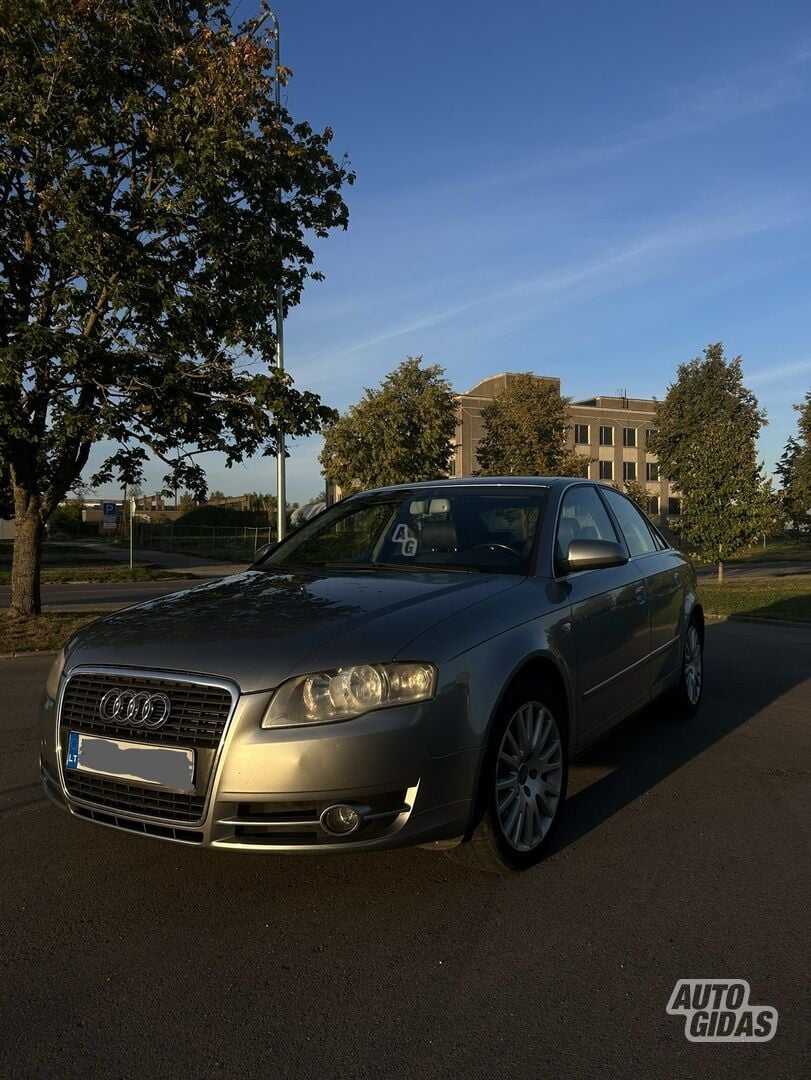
574,423,589,444
622,427,637,447
623,461,636,482
646,462,659,482
645,428,657,442
599,425,613,446
599,460,613,481
647,495,659,516
668,497,681,516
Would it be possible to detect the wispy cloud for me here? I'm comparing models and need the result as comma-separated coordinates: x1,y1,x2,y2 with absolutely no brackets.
746,359,811,385
291,198,805,398
442,50,810,196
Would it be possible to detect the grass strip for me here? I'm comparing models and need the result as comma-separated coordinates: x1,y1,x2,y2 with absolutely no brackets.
0,567,195,584
700,578,811,622
0,611,106,655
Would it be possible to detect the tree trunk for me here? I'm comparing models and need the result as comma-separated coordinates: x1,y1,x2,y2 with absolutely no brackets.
7,489,45,618
717,559,724,585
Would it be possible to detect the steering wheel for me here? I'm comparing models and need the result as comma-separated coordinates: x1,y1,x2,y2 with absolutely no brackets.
467,542,524,564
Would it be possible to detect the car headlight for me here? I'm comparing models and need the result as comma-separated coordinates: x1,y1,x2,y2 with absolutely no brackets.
261,662,437,729
45,648,66,702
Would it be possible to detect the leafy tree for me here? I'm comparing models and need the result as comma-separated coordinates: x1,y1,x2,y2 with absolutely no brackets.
476,373,589,478
650,344,772,582
794,391,811,524
776,392,811,529
320,357,458,491
0,0,352,616
48,501,83,537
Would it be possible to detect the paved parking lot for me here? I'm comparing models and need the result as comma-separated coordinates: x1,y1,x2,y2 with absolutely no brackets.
1,621,808,1079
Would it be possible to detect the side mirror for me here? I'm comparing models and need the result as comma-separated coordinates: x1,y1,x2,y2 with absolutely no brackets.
252,540,279,564
565,538,628,572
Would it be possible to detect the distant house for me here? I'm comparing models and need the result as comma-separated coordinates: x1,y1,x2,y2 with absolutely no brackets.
0,518,15,541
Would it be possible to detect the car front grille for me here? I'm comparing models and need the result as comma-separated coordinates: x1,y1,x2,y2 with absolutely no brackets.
59,670,236,826
60,672,233,748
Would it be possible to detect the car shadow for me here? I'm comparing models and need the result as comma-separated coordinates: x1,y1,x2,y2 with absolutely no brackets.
550,620,809,854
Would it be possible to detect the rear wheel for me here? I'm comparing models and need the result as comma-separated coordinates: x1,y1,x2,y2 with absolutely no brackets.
448,684,568,874
672,619,703,716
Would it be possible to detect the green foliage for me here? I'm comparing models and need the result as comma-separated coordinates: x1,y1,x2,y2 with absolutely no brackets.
650,344,773,577
320,357,458,491
475,374,588,477
0,0,353,613
776,392,811,528
48,502,84,536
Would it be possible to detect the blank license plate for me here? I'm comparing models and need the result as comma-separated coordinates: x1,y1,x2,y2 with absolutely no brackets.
65,732,195,794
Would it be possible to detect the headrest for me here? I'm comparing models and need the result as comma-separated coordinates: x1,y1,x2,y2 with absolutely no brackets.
428,498,450,516
421,520,458,552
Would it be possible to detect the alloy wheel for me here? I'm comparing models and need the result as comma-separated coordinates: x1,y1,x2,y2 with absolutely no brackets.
684,624,703,706
495,701,563,852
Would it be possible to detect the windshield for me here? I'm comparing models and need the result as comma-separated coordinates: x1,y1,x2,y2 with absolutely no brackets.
259,486,548,575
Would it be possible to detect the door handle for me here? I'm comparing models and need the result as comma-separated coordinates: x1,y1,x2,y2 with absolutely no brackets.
634,585,646,603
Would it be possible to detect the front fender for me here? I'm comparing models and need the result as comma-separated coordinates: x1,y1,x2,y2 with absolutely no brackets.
423,602,576,758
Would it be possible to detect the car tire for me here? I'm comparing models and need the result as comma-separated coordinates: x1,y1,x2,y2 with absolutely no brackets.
447,681,568,874
671,617,704,717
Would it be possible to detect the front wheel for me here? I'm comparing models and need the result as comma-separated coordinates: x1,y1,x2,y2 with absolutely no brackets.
447,686,568,874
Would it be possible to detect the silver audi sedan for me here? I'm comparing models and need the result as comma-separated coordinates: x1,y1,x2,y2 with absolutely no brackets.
39,478,704,873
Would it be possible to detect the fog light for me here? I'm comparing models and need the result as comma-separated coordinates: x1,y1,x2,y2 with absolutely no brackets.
320,804,361,835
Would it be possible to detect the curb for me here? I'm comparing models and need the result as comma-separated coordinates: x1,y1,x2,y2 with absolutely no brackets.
0,649,58,660
705,613,810,629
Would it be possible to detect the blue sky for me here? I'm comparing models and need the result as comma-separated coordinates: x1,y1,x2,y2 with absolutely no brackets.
93,0,811,501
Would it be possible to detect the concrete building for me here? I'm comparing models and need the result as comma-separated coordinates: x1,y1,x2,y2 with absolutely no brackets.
452,373,679,522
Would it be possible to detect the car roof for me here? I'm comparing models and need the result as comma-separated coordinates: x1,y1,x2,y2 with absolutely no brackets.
350,476,581,497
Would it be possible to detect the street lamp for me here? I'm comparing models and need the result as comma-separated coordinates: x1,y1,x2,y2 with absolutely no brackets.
241,7,287,541
267,9,286,542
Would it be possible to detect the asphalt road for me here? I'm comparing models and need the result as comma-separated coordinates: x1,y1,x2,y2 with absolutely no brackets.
695,560,810,579
0,576,223,611
1,622,808,1080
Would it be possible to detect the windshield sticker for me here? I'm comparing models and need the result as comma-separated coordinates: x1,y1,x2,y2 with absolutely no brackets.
391,524,418,557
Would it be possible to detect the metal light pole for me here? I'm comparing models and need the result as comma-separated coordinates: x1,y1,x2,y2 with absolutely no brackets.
269,9,287,542
129,497,135,571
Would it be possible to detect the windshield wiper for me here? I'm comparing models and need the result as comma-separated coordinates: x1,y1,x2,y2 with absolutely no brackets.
323,560,480,574
251,561,314,574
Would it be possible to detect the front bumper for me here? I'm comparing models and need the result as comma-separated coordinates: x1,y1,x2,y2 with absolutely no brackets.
39,666,479,853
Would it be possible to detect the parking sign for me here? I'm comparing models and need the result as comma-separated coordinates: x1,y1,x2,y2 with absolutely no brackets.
102,501,117,530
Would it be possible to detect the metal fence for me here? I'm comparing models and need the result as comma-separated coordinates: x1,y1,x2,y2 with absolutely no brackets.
134,523,275,562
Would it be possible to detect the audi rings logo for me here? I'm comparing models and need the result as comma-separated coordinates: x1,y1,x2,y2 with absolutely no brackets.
98,689,172,729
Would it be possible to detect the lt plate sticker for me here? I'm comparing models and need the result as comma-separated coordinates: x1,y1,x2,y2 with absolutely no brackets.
65,731,80,769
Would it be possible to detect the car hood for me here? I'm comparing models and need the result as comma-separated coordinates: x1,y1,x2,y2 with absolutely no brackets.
64,568,522,692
